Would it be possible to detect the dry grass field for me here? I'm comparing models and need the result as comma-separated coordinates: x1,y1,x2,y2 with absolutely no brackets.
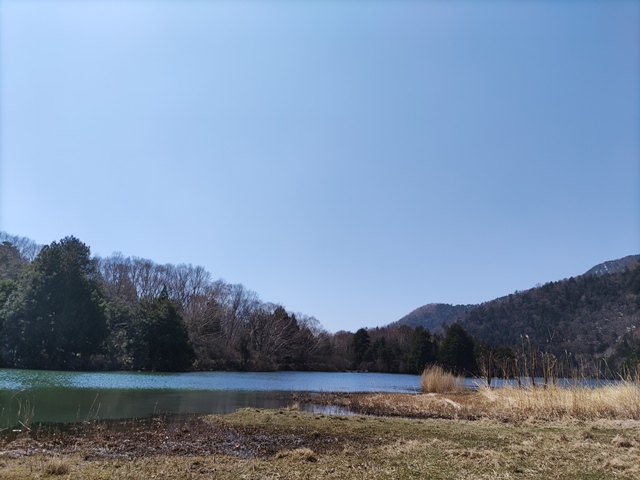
1,387,640,480
1,367,639,479
339,383,640,422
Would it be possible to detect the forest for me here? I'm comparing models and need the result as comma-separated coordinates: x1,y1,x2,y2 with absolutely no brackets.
1,231,638,377
0,233,481,375
457,260,640,376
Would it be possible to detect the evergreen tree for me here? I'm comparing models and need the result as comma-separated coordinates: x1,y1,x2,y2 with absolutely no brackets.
438,323,477,375
407,326,437,373
351,328,371,369
128,287,195,371
0,242,27,281
0,236,107,369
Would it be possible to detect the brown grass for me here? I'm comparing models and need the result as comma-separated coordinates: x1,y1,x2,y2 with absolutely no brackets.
275,447,318,462
348,392,466,418
420,365,465,393
44,458,70,476
320,380,640,422
2,408,640,479
475,382,640,421
1,381,640,479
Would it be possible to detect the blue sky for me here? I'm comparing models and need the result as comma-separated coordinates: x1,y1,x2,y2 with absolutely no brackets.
1,1,638,333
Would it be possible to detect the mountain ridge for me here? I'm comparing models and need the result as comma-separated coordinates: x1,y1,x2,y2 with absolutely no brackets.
390,303,472,332
583,254,640,276
393,254,640,334
393,254,640,368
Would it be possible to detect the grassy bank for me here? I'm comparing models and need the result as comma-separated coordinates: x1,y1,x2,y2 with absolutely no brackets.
1,403,639,479
305,368,640,422
2,372,640,479
336,383,640,421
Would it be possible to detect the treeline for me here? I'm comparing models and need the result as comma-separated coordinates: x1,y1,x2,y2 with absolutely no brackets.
0,233,486,374
0,234,330,371
347,323,478,375
3,232,637,377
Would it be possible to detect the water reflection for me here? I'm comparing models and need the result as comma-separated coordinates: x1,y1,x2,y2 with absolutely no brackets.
0,369,420,427
0,369,620,428
0,388,297,427
0,369,421,392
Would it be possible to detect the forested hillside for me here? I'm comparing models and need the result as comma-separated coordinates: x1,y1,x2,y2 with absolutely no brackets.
456,260,640,372
2,231,639,376
584,254,640,276
0,232,472,375
386,256,640,375
391,303,472,332
0,233,337,372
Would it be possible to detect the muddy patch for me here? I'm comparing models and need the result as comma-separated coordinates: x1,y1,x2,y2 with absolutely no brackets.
0,413,349,461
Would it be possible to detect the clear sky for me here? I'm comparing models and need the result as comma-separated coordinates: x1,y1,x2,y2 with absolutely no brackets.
1,1,638,333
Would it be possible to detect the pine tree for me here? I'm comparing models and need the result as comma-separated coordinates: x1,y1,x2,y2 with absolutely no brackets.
0,236,107,369
351,328,371,369
438,323,477,375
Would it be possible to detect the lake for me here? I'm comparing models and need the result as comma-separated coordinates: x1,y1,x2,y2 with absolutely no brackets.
0,369,422,427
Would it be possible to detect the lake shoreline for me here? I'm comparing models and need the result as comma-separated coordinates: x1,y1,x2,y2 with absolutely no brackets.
1,397,639,479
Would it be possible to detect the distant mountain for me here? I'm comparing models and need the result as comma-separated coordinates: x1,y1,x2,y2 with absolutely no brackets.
456,255,640,362
391,303,473,332
584,255,640,276
393,255,640,366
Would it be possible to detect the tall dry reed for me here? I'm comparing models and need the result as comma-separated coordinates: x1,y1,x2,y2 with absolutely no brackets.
420,365,465,394
477,381,640,420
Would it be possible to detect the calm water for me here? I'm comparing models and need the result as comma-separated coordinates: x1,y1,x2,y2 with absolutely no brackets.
0,369,421,427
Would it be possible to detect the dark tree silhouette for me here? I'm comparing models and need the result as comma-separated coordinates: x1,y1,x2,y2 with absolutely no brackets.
351,328,371,369
438,323,477,375
0,236,107,369
128,287,195,372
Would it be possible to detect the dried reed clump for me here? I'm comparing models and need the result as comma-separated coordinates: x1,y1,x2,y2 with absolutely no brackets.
611,435,634,448
420,365,465,394
477,382,640,420
276,448,318,462
286,402,301,411
348,392,463,418
44,458,70,476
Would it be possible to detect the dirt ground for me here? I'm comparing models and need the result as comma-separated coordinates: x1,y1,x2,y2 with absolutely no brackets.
0,411,355,461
